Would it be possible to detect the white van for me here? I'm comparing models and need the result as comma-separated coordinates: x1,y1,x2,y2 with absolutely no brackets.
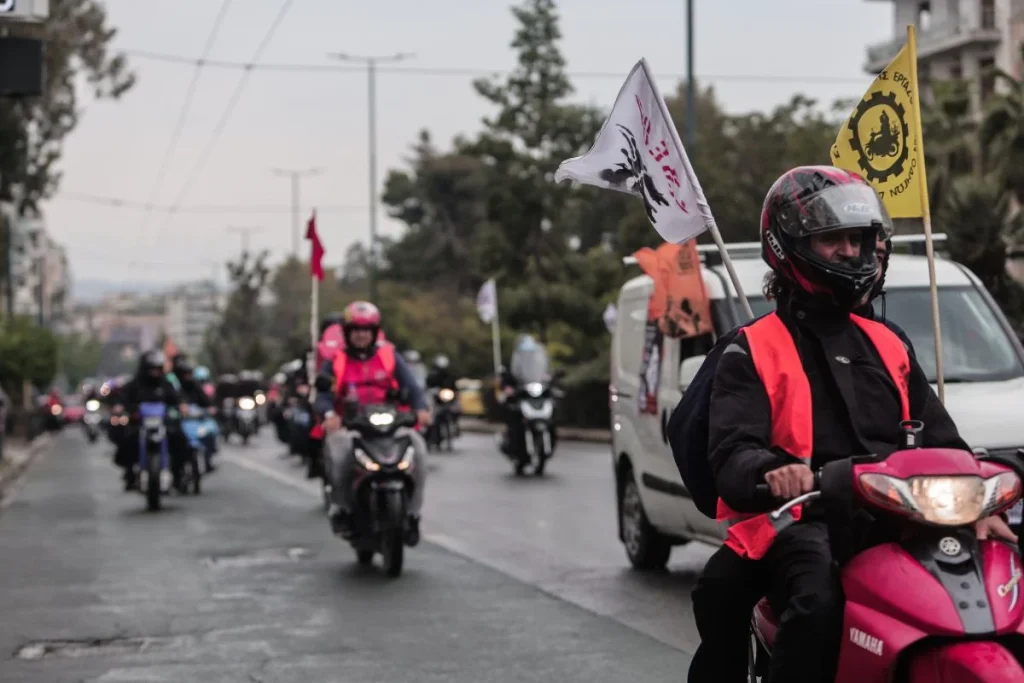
610,238,1024,569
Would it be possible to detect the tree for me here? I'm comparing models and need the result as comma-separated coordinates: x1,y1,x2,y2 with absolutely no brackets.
979,43,1024,205
0,315,58,399
923,80,979,212
942,174,1024,312
1,0,135,212
381,130,492,295
202,251,271,374
58,331,102,389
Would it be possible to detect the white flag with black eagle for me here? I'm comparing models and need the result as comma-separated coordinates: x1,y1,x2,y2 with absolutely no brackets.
553,58,714,245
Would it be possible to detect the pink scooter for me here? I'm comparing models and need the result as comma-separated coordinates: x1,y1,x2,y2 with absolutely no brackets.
750,420,1024,681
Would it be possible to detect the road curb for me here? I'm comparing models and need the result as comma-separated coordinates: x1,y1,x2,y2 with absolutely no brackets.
0,435,50,503
458,419,610,444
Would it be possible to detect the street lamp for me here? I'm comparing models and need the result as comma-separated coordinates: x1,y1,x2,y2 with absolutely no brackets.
327,51,415,301
271,167,323,257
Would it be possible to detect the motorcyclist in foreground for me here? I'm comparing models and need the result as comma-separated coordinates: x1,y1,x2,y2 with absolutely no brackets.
313,301,431,543
686,235,911,682
172,353,217,471
114,350,190,491
700,166,1015,683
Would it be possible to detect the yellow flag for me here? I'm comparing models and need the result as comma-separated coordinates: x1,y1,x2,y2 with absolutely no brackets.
830,35,925,218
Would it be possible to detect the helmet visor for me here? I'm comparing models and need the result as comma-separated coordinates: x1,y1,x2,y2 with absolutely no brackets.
774,183,894,240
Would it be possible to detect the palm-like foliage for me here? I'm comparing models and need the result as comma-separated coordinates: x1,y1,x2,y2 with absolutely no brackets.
943,174,1024,305
980,43,1024,205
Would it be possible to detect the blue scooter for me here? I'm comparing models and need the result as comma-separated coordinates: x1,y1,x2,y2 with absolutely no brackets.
137,402,172,511
180,404,212,485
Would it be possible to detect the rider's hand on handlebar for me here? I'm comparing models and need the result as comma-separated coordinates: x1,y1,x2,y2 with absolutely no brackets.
417,409,432,427
179,403,189,415
975,516,1019,544
764,463,815,500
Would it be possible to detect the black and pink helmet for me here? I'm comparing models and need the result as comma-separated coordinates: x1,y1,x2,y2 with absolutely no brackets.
760,165,893,309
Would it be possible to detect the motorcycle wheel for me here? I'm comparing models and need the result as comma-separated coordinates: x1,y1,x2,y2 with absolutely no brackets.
443,419,453,453
242,431,250,445
356,549,374,566
191,450,202,495
146,458,162,511
533,430,547,476
380,492,406,578
88,433,97,444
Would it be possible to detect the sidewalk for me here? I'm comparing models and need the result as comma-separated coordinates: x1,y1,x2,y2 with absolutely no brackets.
0,435,49,502
460,417,610,443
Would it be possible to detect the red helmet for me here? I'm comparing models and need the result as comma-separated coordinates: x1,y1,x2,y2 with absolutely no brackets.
343,301,381,329
317,323,345,366
761,165,892,310
341,301,382,358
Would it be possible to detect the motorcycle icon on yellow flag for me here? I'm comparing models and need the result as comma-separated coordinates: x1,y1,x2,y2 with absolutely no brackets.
830,32,927,219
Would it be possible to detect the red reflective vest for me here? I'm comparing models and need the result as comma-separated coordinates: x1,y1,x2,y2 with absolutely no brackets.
715,312,911,560
331,344,399,410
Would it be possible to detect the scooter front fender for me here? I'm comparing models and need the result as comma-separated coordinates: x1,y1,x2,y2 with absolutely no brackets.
905,640,1024,681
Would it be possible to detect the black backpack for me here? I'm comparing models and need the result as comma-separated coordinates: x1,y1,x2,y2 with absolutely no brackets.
666,312,916,520
666,320,760,518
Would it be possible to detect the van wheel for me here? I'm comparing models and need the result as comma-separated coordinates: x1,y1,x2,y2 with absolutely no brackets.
620,476,671,570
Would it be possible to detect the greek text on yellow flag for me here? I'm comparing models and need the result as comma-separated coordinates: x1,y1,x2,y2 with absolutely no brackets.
830,41,925,218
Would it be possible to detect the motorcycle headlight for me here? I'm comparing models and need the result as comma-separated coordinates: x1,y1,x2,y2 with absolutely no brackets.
255,394,266,405
353,447,381,472
51,405,63,416
85,400,100,411
368,412,395,428
526,382,543,398
397,445,415,471
858,473,1023,526
238,397,256,410
439,388,455,402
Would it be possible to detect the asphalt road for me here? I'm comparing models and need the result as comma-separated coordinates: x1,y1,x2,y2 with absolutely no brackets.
0,427,708,682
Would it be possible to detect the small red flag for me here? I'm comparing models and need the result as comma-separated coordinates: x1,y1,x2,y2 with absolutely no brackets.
306,210,324,281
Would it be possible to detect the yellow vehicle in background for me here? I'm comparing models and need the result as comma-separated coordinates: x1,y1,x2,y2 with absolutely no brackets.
455,378,485,416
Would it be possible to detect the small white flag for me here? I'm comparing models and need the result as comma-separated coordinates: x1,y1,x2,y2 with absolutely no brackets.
477,278,497,324
554,59,715,245
603,303,617,333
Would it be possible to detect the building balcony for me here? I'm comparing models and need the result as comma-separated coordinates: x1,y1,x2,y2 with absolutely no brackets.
865,18,1002,74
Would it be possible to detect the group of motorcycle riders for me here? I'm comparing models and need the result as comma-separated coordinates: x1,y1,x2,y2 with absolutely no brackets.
89,299,553,570
73,165,1024,678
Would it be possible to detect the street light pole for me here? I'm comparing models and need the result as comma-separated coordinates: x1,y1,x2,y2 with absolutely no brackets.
272,167,322,258
327,51,414,302
226,226,262,256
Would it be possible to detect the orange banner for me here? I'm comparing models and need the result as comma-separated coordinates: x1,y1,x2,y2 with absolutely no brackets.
632,241,711,339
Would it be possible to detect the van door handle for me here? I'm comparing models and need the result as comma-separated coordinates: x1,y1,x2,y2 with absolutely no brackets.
660,409,669,444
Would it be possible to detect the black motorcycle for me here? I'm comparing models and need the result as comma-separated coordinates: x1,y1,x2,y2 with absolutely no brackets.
425,387,458,452
329,403,418,578
506,378,559,476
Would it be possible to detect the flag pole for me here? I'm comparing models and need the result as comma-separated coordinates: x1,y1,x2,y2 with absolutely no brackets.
309,274,319,388
906,24,945,402
491,292,502,379
640,59,754,321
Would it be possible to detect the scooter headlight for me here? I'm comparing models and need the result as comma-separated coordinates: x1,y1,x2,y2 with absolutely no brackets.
858,473,1022,526
238,397,256,410
353,447,381,472
397,445,415,471
255,393,266,405
50,405,63,416
438,388,455,402
526,382,543,398
85,400,100,411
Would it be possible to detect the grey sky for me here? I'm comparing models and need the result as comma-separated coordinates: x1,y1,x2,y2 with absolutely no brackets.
49,0,892,290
